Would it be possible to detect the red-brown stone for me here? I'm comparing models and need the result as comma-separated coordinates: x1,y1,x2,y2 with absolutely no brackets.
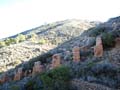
94,37,103,57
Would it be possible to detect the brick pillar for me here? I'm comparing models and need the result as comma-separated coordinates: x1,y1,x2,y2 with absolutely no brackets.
72,46,80,62
51,54,61,68
94,37,103,57
0,73,9,84
115,38,120,48
14,67,23,81
24,70,27,77
32,61,44,76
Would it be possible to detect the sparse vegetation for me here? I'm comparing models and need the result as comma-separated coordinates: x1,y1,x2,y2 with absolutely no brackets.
102,33,115,48
84,27,106,37
10,85,20,90
38,38,48,45
25,80,36,90
30,33,38,43
0,34,26,48
4,38,16,45
15,34,26,43
0,41,6,48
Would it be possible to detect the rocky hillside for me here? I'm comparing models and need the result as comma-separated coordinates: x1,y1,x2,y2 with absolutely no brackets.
0,19,96,73
0,17,120,90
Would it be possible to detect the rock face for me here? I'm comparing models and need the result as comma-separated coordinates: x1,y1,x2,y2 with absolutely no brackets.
94,37,103,57
32,61,44,76
72,46,80,62
51,54,61,69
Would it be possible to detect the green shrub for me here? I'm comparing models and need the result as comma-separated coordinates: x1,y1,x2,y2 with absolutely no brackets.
102,33,115,48
85,27,106,37
2,34,26,46
30,33,38,43
38,38,47,45
10,85,20,90
16,34,26,43
111,30,120,38
0,41,6,47
4,38,16,45
25,80,35,90
40,66,70,90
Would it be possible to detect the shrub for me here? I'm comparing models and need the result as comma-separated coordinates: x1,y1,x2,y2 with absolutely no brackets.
85,27,106,37
102,33,115,48
0,41,6,48
40,66,70,90
25,80,35,90
4,38,16,45
10,85,20,90
111,30,120,38
30,33,38,43
16,34,26,43
38,38,47,45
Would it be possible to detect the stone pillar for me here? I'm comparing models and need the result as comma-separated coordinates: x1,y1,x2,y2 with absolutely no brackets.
24,70,27,77
32,61,44,76
94,37,103,57
51,54,61,68
115,38,120,48
28,70,32,77
0,73,9,84
14,67,23,81
72,46,80,62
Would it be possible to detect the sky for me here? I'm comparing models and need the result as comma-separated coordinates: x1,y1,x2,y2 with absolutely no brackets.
0,0,120,39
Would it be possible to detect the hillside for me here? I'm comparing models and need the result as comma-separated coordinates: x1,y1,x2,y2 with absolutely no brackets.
0,19,96,73
0,17,120,90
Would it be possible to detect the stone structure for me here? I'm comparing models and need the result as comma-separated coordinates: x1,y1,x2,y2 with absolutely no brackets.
51,54,61,68
94,37,103,57
32,61,44,76
72,46,80,62
115,38,120,48
0,73,9,84
24,70,28,77
14,67,23,81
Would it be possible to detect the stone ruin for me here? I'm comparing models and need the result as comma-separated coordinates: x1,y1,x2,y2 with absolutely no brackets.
14,67,23,81
72,46,80,62
0,39,106,84
0,73,9,84
115,37,120,48
94,37,103,57
32,61,44,76
51,54,61,69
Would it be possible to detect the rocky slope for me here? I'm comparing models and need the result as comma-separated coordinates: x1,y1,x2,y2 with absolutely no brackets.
0,42,56,72
0,19,96,73
0,17,120,90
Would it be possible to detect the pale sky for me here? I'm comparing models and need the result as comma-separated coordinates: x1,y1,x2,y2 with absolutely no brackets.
0,0,120,39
